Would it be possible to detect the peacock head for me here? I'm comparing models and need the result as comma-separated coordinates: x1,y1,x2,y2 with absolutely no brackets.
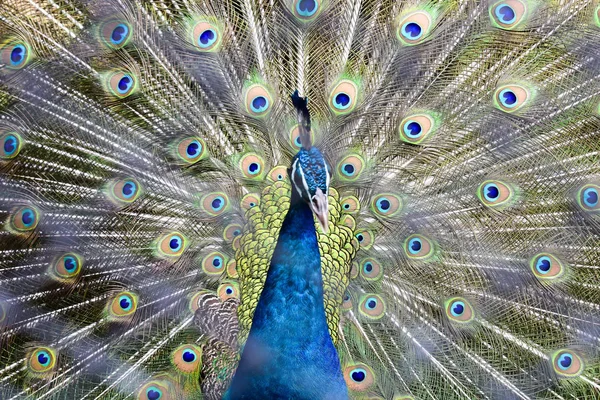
290,147,330,233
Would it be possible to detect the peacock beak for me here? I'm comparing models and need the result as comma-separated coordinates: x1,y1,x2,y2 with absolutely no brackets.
310,188,329,234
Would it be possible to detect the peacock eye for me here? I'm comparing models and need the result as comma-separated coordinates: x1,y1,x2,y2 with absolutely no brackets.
329,80,358,114
218,281,240,300
1,41,31,69
192,21,222,51
340,196,360,214
399,113,437,144
199,192,230,216
577,184,600,212
371,193,402,218
244,84,273,117
105,71,137,98
10,206,40,232
343,363,375,391
172,344,202,373
354,229,374,249
494,84,530,113
108,291,138,319
530,253,565,280
28,347,57,374
404,234,434,260
1,132,23,159
100,21,132,49
156,232,187,258
396,11,433,45
223,223,243,241
477,180,514,208
360,258,382,280
239,153,266,179
336,154,365,182
202,251,227,275
445,297,474,323
359,294,385,319
52,253,83,280
137,380,174,400
552,349,584,378
108,178,141,204
293,0,320,20
489,0,528,30
175,137,207,164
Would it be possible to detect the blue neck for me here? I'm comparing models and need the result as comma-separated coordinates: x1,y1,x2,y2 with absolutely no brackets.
226,194,348,399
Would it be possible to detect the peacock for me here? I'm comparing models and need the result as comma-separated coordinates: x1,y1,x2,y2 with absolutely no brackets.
1,0,600,398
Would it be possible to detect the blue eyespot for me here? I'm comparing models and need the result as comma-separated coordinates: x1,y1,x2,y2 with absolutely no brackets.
296,0,318,17
146,387,163,400
535,256,551,274
277,174,283,180
247,162,261,175
198,29,217,48
401,22,422,39
499,89,517,108
169,236,182,252
403,121,422,138
3,134,18,156
295,136,302,147
211,196,225,212
333,92,351,110
557,353,573,370
225,286,234,295
341,163,355,177
483,183,499,201
119,295,132,311
10,44,26,66
249,202,256,207
36,351,51,367
583,187,598,208
495,4,516,24
376,198,391,212
121,180,137,199
450,301,465,317
350,368,366,382
21,208,35,228
365,297,378,310
111,24,129,45
182,349,196,363
117,75,134,95
212,256,223,269
186,140,201,157
250,96,269,113
363,262,373,273
408,238,422,254
63,256,77,272
356,233,364,242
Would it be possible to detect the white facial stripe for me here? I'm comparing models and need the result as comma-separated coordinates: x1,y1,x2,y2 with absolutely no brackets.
291,158,304,198
324,163,330,195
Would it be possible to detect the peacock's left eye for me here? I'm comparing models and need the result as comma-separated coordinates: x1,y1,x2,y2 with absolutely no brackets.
157,232,187,258
445,297,474,323
1,132,23,159
404,234,434,260
100,21,132,49
106,71,137,98
329,80,358,114
552,349,584,378
172,344,202,373
28,347,57,374
10,206,40,232
343,363,375,391
396,11,433,45
489,0,527,30
494,84,529,112
108,291,138,319
1,41,31,69
244,84,273,117
292,0,321,20
577,184,600,212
